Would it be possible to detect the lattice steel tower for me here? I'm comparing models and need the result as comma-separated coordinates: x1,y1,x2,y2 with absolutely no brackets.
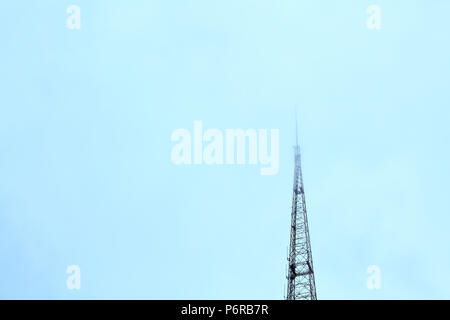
285,124,317,300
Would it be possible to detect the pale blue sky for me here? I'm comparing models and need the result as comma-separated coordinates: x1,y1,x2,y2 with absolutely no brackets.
1,1,450,299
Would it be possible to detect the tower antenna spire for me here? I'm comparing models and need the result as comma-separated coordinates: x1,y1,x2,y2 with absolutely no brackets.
286,109,317,300
295,108,299,147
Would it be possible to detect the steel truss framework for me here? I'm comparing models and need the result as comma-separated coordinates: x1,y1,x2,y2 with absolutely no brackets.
286,144,317,300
